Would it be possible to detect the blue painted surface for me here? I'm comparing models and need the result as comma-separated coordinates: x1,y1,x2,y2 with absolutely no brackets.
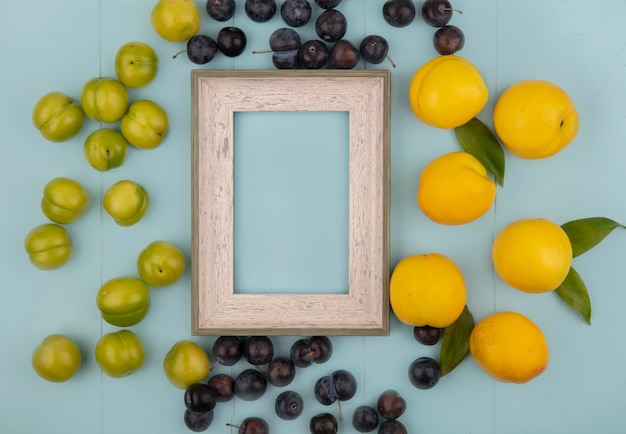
234,111,350,295
1,1,626,433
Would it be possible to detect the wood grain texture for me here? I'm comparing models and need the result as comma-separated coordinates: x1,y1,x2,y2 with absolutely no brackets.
191,70,390,335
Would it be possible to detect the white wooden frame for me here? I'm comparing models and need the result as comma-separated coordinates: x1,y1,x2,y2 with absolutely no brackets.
191,70,390,336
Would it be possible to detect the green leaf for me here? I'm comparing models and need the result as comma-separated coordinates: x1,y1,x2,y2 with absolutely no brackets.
561,217,624,257
440,305,475,376
455,117,506,186
556,266,592,325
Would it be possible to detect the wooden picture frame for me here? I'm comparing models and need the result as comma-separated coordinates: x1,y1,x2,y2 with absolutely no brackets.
191,70,390,336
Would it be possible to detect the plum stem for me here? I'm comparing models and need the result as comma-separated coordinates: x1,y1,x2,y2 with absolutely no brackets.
172,50,187,59
337,400,344,422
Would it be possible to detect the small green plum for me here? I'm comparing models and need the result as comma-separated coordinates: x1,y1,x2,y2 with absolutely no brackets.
115,41,158,88
96,276,151,327
24,223,73,270
32,334,82,382
95,330,145,378
32,91,84,142
102,180,150,226
163,340,210,389
137,240,186,287
41,177,90,224
151,0,201,42
80,77,129,123
83,128,128,171
120,100,169,149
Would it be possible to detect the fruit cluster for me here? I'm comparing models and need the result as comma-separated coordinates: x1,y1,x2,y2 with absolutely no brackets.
159,0,447,69
27,35,191,382
31,239,187,381
381,0,464,55
180,335,335,432
394,0,623,395
178,334,421,433
28,39,165,244
419,0,464,55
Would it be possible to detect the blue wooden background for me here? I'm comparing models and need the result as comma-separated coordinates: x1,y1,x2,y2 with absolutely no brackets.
1,1,625,433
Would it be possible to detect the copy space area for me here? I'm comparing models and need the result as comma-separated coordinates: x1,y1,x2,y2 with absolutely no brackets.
233,111,349,294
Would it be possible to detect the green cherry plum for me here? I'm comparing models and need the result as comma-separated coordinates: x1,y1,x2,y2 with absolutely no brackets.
151,0,201,42
121,100,169,149
24,223,73,270
96,276,151,327
95,329,145,378
83,128,128,172
40,177,90,224
80,77,129,123
32,91,84,142
102,180,150,227
136,240,186,287
115,42,159,88
163,340,211,389
32,334,82,382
